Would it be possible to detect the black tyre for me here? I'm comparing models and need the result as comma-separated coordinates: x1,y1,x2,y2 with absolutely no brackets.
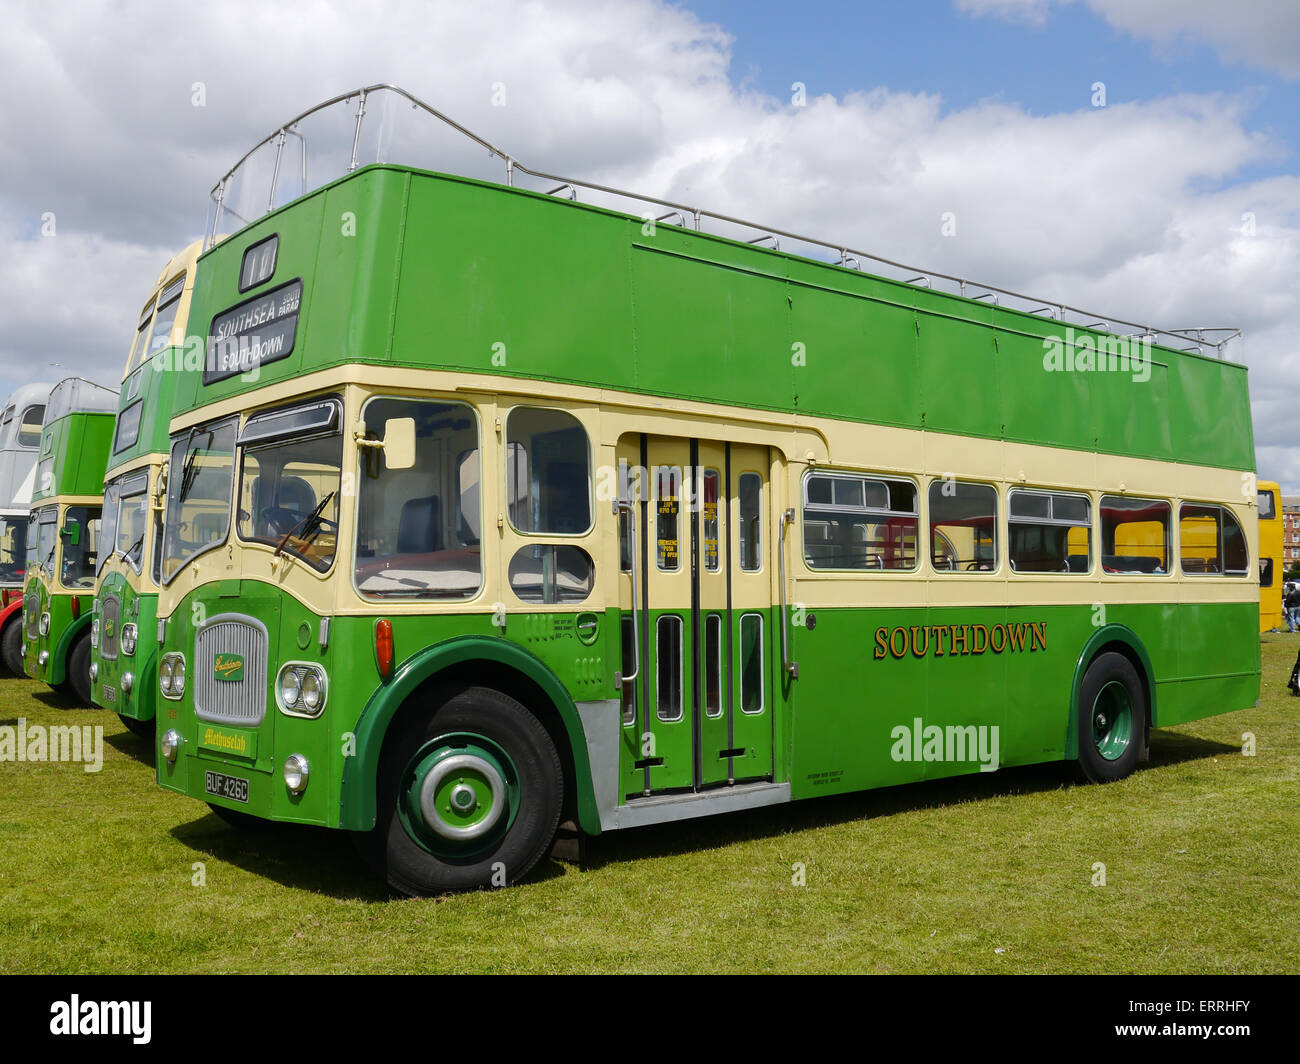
0,617,22,676
354,684,564,897
66,634,93,706
1076,651,1145,783
118,713,154,739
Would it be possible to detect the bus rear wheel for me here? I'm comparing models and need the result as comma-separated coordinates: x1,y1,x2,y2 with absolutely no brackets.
357,685,563,897
0,618,22,676
1076,652,1145,783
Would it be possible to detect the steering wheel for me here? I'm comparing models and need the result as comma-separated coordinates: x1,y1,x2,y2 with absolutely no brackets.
259,506,304,538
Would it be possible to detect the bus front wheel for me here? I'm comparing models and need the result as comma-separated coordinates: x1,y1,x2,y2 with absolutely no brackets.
357,685,564,897
1076,652,1145,784
66,635,93,706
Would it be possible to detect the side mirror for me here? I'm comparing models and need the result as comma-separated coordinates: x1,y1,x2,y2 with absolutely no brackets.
382,417,416,471
61,524,80,546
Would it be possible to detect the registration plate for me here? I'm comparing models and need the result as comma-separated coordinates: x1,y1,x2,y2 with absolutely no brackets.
205,770,249,804
101,684,116,703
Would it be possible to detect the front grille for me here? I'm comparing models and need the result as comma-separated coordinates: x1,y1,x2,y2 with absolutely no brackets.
100,595,121,661
194,617,268,726
24,593,38,638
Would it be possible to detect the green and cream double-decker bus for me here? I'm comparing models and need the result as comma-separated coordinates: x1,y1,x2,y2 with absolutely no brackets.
91,243,200,736
23,378,118,704
155,87,1258,895
0,381,55,673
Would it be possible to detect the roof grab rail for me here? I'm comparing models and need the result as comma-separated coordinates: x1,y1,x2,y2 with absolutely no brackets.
1029,305,1060,319
906,275,931,288
973,291,999,306
655,210,687,227
838,249,860,270
1085,321,1109,332
546,183,578,201
748,233,780,250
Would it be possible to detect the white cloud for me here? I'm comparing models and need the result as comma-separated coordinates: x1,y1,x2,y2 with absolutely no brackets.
0,1,1298,484
958,0,1300,79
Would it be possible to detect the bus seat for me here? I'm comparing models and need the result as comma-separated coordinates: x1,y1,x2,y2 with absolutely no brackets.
398,495,443,554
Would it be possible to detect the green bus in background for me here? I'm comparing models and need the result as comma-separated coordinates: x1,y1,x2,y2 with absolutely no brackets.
23,378,118,704
92,243,200,737
154,86,1259,896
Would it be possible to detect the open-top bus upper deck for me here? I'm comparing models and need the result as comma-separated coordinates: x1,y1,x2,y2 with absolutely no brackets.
92,242,202,726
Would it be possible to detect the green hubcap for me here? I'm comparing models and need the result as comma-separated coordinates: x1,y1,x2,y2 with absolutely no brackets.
1091,680,1134,761
398,733,520,857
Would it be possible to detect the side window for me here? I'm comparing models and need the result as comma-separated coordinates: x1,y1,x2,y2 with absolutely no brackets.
505,407,592,535
1180,503,1249,576
1101,496,1170,574
929,480,998,573
1009,489,1091,574
60,506,102,589
17,405,44,448
803,472,919,571
738,472,762,572
353,398,482,600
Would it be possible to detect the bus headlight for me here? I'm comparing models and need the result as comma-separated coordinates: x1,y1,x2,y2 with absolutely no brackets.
121,623,137,656
276,663,327,717
39,613,50,636
161,729,181,763
159,653,185,699
283,754,310,795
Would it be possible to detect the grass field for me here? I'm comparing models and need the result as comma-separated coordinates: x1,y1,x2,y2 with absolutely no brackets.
1,638,1296,974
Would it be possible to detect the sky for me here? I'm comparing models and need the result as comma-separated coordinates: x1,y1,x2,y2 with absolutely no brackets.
1,0,1297,485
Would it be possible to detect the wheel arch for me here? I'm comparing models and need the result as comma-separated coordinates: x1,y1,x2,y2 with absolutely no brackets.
50,610,93,687
1066,624,1155,759
339,636,601,835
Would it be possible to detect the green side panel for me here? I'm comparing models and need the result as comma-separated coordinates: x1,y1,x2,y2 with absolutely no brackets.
175,164,1255,474
786,601,1257,801
34,413,115,503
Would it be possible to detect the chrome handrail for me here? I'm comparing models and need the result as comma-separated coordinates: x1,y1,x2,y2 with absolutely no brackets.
778,508,798,679
613,498,640,686
206,83,1243,358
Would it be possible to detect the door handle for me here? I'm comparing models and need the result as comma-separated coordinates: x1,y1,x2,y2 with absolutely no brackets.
614,497,640,685
779,507,799,678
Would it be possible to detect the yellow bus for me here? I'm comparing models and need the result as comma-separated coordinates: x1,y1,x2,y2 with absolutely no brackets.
1258,480,1282,631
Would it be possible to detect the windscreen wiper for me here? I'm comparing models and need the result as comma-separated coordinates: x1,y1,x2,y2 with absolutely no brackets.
274,491,336,558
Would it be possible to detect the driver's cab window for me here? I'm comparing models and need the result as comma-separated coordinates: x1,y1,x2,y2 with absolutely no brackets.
236,399,343,572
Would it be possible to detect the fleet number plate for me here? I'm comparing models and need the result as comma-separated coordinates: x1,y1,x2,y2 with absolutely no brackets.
205,771,249,804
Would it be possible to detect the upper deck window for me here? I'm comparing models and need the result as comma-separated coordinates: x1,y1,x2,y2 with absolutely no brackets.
144,276,186,362
803,471,919,571
930,480,998,573
1258,489,1277,521
113,399,144,455
505,407,592,536
353,397,482,600
17,405,44,448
